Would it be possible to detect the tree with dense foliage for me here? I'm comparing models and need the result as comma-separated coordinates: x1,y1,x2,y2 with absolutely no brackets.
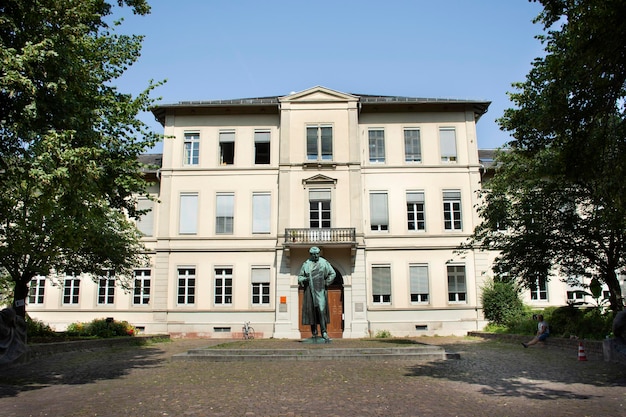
0,0,161,318
467,0,626,313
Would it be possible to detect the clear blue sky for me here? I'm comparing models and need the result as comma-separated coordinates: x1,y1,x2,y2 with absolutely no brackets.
113,0,546,152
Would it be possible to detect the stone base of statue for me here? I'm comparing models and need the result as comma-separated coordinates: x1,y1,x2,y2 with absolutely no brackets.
301,335,332,344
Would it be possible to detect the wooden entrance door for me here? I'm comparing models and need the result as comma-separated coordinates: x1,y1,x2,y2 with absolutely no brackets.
298,287,343,339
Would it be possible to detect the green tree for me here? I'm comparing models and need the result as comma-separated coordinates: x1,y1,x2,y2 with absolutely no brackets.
0,0,161,318
466,0,626,313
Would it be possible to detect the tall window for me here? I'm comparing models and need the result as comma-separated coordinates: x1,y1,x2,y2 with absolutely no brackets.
440,128,457,162
368,129,385,163
407,191,425,231
404,128,421,162
370,192,389,231
443,190,462,231
63,273,80,305
177,268,196,305
179,193,198,234
306,125,333,161
133,269,151,305
254,130,271,164
183,132,200,165
410,264,429,303
216,193,234,234
98,271,115,305
530,276,548,300
136,197,155,237
309,189,331,228
219,130,235,165
29,277,46,304
251,267,270,305
252,192,271,233
372,265,391,304
447,265,466,303
214,267,233,305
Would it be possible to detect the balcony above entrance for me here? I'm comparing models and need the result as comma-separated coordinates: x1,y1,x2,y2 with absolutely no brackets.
284,228,356,247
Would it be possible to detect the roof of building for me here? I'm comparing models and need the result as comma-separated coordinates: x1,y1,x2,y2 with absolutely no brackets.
150,87,491,126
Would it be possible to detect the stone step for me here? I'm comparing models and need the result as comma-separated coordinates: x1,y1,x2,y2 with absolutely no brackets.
173,346,453,362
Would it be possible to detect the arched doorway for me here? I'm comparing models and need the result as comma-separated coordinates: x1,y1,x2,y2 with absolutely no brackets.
298,268,344,339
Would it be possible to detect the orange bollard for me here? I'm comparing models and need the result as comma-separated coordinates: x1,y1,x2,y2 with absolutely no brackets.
577,342,587,361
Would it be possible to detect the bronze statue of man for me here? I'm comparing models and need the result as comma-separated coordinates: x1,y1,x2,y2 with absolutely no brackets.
298,246,336,341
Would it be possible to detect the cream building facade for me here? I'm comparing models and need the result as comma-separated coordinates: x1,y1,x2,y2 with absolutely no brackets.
29,86,613,338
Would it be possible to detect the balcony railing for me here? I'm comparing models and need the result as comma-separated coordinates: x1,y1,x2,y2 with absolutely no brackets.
285,228,356,244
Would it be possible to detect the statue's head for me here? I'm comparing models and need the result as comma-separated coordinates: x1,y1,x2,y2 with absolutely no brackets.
309,246,320,261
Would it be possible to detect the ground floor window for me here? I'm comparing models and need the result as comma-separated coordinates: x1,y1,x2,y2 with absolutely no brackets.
447,265,466,303
251,267,270,305
177,268,196,305
63,274,80,305
98,271,115,305
214,267,233,305
134,269,151,305
409,264,429,303
28,276,46,304
530,276,548,301
372,265,391,304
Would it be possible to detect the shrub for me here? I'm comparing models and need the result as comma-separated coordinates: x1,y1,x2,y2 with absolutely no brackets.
481,279,526,326
548,306,613,339
67,318,136,338
374,329,392,338
25,315,56,337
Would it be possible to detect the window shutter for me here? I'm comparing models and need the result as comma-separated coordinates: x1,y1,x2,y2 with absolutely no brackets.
370,193,389,225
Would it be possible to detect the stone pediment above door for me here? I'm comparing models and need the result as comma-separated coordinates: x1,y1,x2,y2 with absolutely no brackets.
302,174,337,188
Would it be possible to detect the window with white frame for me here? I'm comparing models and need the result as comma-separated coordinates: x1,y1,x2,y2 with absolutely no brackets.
28,276,46,304
409,264,429,303
407,191,425,231
133,269,151,305
443,190,462,231
177,268,196,305
447,265,466,303
252,192,271,233
404,128,422,162
183,132,200,165
254,130,271,164
309,189,331,228
219,130,235,165
306,125,333,161
98,271,115,305
214,267,233,305
530,276,548,300
136,197,155,237
63,273,80,305
179,193,198,235
372,265,391,304
216,193,234,234
439,128,457,162
368,129,385,163
251,267,270,305
567,290,585,302
370,192,389,231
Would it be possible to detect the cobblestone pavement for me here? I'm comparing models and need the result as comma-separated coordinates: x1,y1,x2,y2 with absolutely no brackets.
0,337,624,417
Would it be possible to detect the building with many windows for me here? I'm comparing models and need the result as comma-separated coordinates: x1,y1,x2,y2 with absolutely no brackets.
27,86,624,338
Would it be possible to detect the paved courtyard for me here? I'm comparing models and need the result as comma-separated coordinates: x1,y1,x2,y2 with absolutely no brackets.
0,336,624,417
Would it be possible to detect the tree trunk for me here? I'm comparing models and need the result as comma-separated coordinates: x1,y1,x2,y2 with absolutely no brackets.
604,269,624,313
12,278,29,319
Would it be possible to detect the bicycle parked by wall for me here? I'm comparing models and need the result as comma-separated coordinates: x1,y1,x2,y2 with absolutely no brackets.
242,321,255,339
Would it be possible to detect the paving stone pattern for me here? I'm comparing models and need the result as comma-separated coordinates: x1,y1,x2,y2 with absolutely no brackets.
0,337,624,417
